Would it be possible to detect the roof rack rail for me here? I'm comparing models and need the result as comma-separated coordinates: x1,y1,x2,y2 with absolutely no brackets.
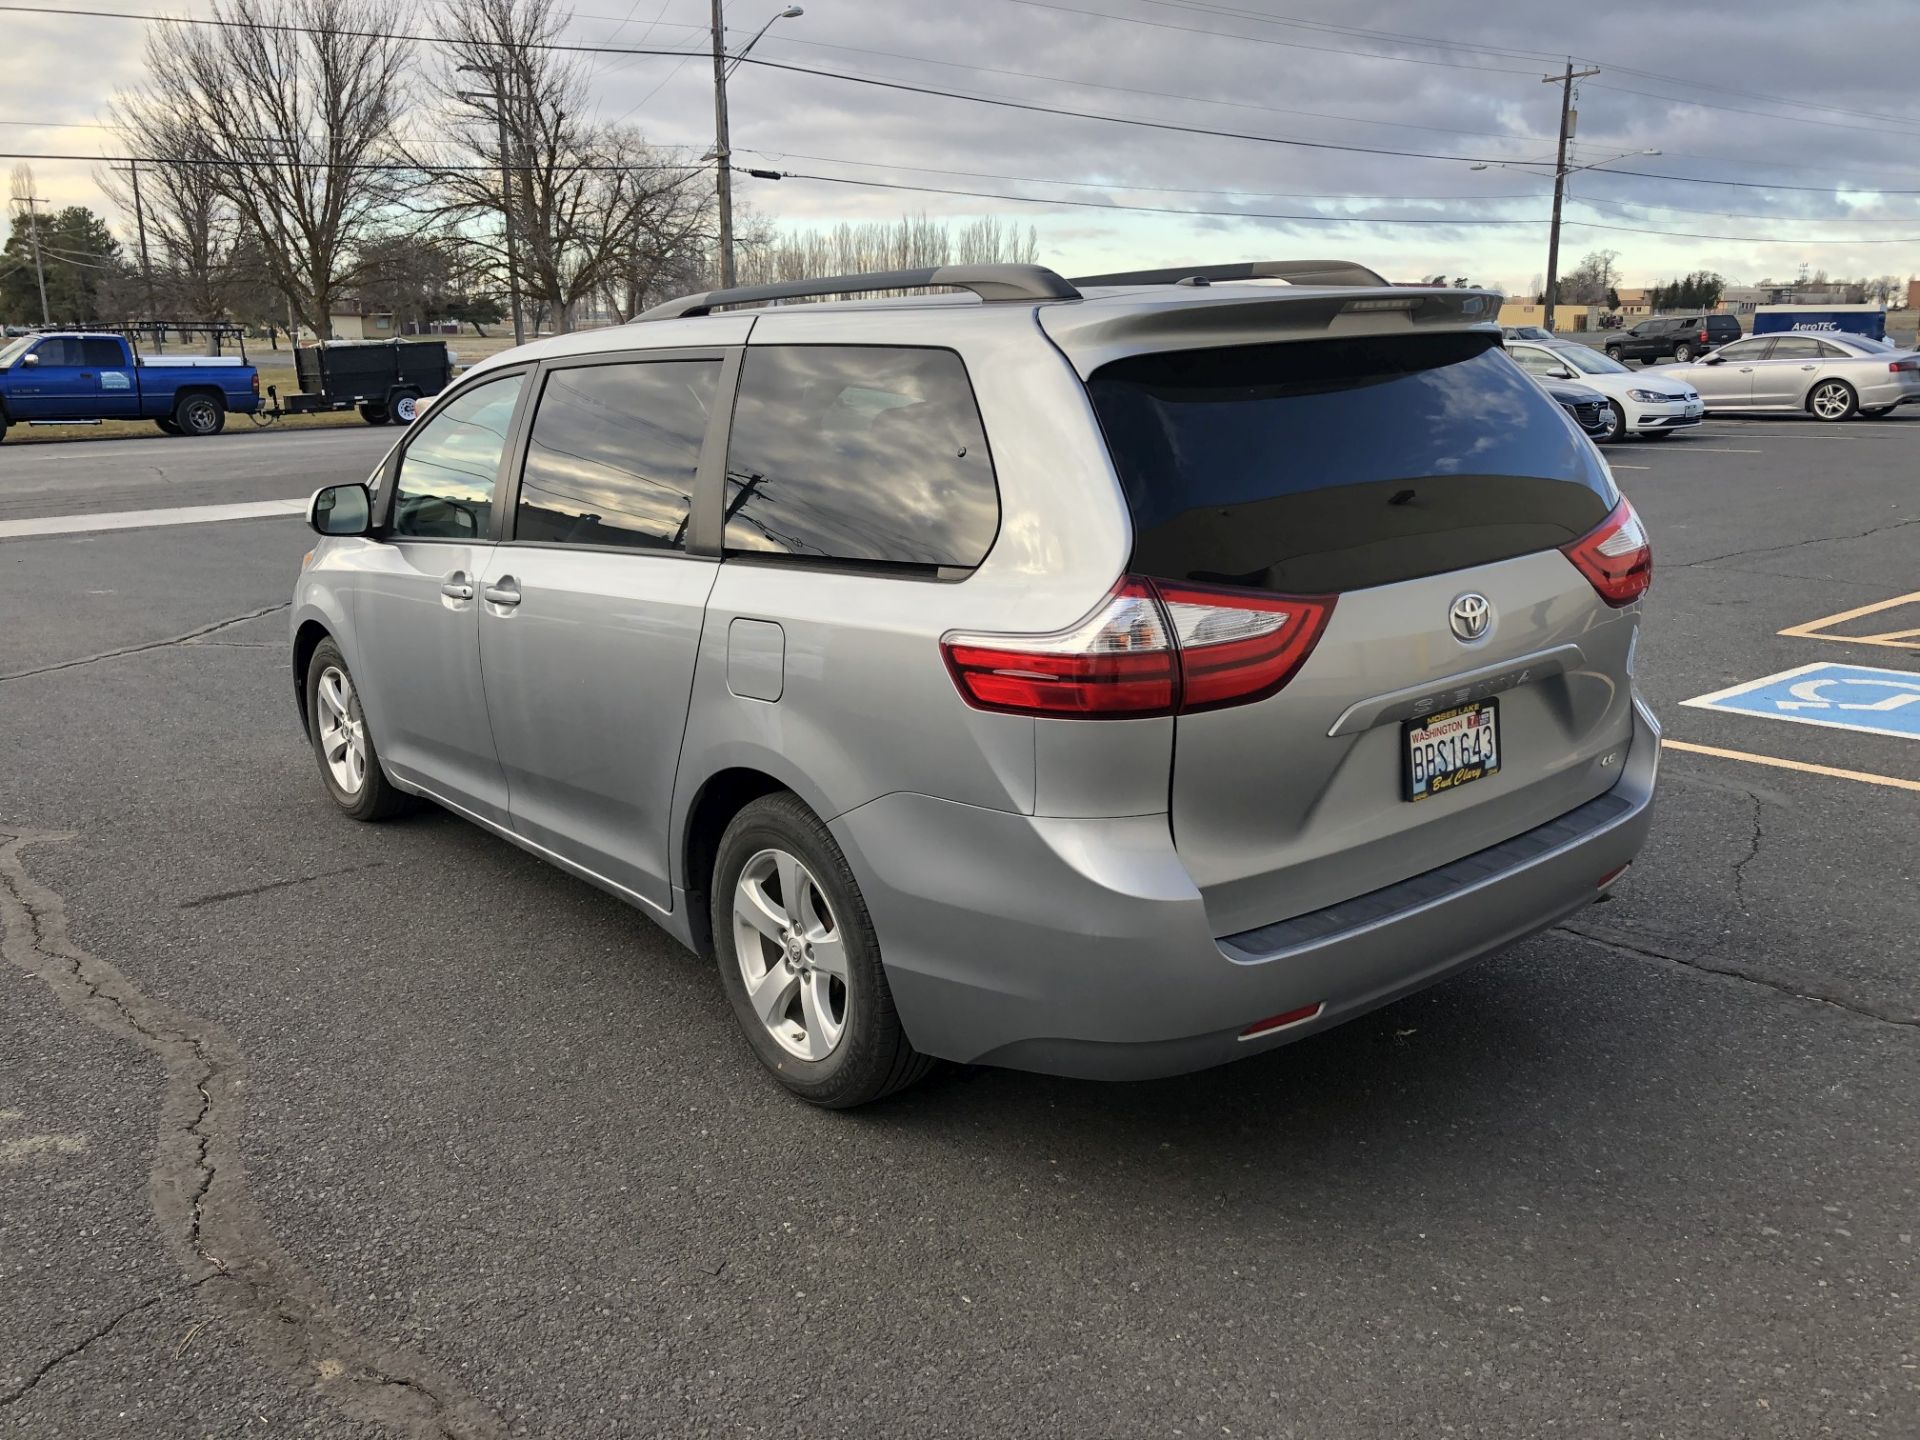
1069,260,1391,289
638,263,1081,320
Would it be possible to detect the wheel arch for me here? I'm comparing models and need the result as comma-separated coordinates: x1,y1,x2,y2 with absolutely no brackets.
291,618,332,728
676,765,815,958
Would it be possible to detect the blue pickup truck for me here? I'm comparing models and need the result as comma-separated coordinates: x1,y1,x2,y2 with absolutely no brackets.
0,331,260,442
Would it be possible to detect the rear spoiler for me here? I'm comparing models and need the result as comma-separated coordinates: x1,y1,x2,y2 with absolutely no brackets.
1040,286,1500,378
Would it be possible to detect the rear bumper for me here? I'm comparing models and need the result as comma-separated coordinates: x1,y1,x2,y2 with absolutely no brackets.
834,696,1661,1081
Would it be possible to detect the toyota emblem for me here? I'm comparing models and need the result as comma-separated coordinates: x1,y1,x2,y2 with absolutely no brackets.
1449,593,1493,643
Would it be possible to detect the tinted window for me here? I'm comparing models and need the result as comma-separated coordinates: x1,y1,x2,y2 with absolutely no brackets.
1712,338,1773,361
80,338,124,368
515,360,718,551
723,346,997,570
391,372,524,539
1086,333,1614,596
1768,336,1822,360
32,338,82,366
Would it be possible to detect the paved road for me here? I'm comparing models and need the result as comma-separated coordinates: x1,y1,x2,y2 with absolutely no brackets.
0,426,394,523
0,416,1914,1438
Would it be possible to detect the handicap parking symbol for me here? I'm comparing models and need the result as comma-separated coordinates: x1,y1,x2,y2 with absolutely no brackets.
1683,662,1920,741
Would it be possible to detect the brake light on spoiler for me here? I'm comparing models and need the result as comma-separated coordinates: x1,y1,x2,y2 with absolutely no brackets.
942,578,1336,719
1562,496,1652,607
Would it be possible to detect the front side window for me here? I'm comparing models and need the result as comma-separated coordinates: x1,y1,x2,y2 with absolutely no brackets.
514,359,719,551
723,345,998,570
390,372,525,539
31,338,82,366
1509,346,1566,377
1712,338,1773,362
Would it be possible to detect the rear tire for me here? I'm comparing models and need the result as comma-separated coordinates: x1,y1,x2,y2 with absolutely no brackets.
711,793,931,1108
390,390,421,425
304,639,412,822
173,393,225,437
358,403,391,426
1808,379,1858,422
1673,342,1696,363
1604,345,1625,363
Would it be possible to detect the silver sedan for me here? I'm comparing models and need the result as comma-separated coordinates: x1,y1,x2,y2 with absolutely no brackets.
1652,332,1920,420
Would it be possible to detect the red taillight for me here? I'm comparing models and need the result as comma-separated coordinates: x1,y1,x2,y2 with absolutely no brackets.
942,576,1336,719
1562,496,1652,607
1698,329,1709,342
1891,358,1920,372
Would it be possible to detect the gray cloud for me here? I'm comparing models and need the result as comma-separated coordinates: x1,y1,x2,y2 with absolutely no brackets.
11,0,1920,290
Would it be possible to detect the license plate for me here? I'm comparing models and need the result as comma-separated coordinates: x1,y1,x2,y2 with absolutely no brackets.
1404,699,1501,802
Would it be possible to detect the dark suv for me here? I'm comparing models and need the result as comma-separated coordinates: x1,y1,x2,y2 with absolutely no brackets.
1605,314,1741,366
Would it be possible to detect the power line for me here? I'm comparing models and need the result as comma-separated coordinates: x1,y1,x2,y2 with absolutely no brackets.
1584,81,1920,139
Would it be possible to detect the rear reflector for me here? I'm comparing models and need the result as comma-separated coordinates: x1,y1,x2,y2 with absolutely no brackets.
1597,863,1630,888
1238,1003,1326,1041
942,577,1335,719
1561,495,1652,607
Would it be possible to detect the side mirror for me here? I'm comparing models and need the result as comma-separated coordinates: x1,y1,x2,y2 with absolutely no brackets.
1699,353,1723,365
1547,366,1573,380
308,482,372,536
20,352,38,368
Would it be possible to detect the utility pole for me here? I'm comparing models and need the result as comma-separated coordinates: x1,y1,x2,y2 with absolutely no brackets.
459,63,526,346
710,0,736,289
1542,60,1600,334
112,159,159,340
17,190,51,325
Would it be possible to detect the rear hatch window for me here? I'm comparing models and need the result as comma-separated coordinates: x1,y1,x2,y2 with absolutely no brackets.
1086,332,1613,596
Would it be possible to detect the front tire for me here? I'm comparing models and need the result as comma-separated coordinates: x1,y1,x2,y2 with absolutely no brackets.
173,393,225,437
390,390,421,425
1596,401,1626,444
304,639,411,821
711,793,931,1108
1808,379,1858,422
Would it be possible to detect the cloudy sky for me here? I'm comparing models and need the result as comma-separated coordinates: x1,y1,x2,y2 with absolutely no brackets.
7,0,1920,293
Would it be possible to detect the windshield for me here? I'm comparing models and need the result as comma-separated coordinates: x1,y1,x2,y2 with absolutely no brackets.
0,335,34,369
1558,345,1630,376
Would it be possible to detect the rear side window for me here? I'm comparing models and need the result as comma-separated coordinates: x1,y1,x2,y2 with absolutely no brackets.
723,345,997,570
515,360,719,551
1086,333,1615,596
1768,336,1822,360
80,338,124,368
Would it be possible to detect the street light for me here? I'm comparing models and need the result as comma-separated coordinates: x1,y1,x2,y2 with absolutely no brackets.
458,61,527,346
710,4,804,288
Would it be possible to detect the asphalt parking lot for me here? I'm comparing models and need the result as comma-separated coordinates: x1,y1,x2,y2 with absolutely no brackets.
2,418,1915,1438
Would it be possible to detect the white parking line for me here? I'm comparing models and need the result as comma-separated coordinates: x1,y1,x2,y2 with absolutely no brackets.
1649,447,1764,454
0,498,306,540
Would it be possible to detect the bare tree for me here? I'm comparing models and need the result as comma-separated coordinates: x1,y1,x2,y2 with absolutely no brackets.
431,0,708,333
733,212,1043,290
138,0,414,338
99,92,243,323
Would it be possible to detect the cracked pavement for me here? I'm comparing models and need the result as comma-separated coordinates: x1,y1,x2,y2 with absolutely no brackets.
2,420,1916,1436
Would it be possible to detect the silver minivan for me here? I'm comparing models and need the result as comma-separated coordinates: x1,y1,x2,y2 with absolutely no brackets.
293,260,1659,1107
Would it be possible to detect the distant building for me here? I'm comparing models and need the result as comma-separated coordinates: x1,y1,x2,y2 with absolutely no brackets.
1498,299,1595,331
325,300,397,341
1614,287,1652,317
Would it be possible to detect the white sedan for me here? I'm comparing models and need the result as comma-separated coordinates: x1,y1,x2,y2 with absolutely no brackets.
1504,338,1703,442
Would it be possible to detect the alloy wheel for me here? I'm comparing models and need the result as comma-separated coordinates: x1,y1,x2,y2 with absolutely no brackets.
315,665,369,795
182,399,219,435
732,848,849,1061
1811,382,1853,420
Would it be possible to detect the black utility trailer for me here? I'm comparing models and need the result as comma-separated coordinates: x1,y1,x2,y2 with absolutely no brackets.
269,340,455,426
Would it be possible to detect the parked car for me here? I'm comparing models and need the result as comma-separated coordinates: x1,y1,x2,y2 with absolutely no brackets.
291,259,1658,1107
1507,338,1702,442
1540,375,1614,440
1653,331,1920,420
1604,314,1741,365
0,331,259,441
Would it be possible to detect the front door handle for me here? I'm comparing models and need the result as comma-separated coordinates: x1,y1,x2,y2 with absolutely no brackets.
440,572,475,601
482,578,522,608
